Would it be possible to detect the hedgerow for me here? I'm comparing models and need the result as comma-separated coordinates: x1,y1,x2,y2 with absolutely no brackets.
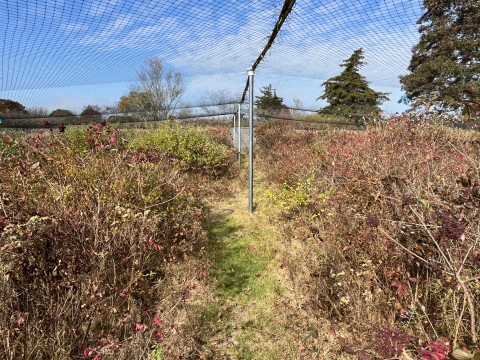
0,121,237,359
257,120,480,357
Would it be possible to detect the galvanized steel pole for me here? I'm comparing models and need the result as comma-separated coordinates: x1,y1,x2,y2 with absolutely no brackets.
238,103,241,165
248,70,254,213
233,115,236,146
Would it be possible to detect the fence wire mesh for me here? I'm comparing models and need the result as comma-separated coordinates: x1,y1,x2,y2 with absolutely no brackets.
0,0,431,125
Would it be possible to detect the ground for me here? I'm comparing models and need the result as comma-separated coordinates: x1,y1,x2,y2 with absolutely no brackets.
194,162,344,360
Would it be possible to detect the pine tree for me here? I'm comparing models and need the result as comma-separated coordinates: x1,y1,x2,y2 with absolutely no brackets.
400,0,480,108
255,84,289,120
318,48,389,115
255,84,284,112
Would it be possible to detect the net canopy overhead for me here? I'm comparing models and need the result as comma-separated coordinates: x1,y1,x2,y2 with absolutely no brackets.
0,0,424,115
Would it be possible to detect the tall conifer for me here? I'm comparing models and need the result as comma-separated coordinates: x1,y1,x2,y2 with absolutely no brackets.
400,0,480,108
318,48,389,115
255,84,284,111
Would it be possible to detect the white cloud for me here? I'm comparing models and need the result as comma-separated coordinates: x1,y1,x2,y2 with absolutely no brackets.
88,0,120,17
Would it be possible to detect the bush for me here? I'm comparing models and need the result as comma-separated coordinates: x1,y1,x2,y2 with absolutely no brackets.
49,109,75,117
259,121,480,353
0,99,29,118
26,107,49,117
129,122,236,176
202,125,233,147
81,105,102,116
0,128,215,358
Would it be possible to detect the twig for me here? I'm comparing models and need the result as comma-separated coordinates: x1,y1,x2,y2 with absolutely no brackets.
132,186,186,211
410,207,455,273
448,141,480,176
0,198,8,217
410,208,478,344
378,228,454,276
457,279,477,343
416,299,438,339
453,292,467,348
23,315,28,360
458,234,479,278
79,312,94,355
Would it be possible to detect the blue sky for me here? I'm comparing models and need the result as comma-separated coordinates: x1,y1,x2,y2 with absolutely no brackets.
0,0,424,115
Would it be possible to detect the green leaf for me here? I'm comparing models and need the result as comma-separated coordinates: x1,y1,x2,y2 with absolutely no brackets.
308,324,319,339
302,331,313,342
463,106,471,122
418,198,428,207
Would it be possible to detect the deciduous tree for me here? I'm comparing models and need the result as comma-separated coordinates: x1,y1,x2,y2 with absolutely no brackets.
123,58,186,121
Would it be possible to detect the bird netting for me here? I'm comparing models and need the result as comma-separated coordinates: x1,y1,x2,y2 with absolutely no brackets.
0,0,425,122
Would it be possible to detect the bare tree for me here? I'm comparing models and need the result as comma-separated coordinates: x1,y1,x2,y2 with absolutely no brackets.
26,106,49,118
290,99,307,119
198,89,239,116
127,58,186,121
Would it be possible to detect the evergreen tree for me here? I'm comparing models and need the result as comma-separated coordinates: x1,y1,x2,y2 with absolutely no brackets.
400,0,480,109
255,84,284,112
318,48,389,115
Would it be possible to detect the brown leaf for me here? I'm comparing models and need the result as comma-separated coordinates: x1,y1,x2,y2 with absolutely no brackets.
358,351,372,360
330,326,337,337
344,346,359,355
18,313,28,326
362,342,374,350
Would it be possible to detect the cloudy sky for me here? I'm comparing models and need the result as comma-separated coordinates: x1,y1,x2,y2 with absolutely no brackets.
0,0,424,115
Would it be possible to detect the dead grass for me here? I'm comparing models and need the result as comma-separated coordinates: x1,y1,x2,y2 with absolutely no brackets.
0,122,238,360
255,120,480,358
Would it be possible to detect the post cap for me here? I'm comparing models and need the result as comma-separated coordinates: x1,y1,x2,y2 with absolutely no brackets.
247,70,254,76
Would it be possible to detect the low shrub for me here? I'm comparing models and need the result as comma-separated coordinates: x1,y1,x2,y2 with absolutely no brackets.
129,122,236,176
0,99,28,116
202,125,232,147
49,109,75,117
258,120,480,355
0,121,236,359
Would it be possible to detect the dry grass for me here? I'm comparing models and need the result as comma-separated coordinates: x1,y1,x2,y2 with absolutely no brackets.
256,120,480,358
0,122,238,359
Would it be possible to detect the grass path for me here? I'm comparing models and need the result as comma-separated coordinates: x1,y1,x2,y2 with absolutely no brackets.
197,170,300,359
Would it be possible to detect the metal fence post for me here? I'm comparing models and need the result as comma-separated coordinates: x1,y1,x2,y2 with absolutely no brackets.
233,114,236,146
248,70,254,213
238,103,241,165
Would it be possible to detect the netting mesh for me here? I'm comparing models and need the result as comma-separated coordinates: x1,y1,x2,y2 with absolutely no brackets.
0,0,424,119
256,0,423,112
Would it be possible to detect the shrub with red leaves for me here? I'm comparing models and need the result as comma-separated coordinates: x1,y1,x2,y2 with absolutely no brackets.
43,120,52,132
366,214,379,228
402,194,416,206
371,326,416,358
437,213,465,241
